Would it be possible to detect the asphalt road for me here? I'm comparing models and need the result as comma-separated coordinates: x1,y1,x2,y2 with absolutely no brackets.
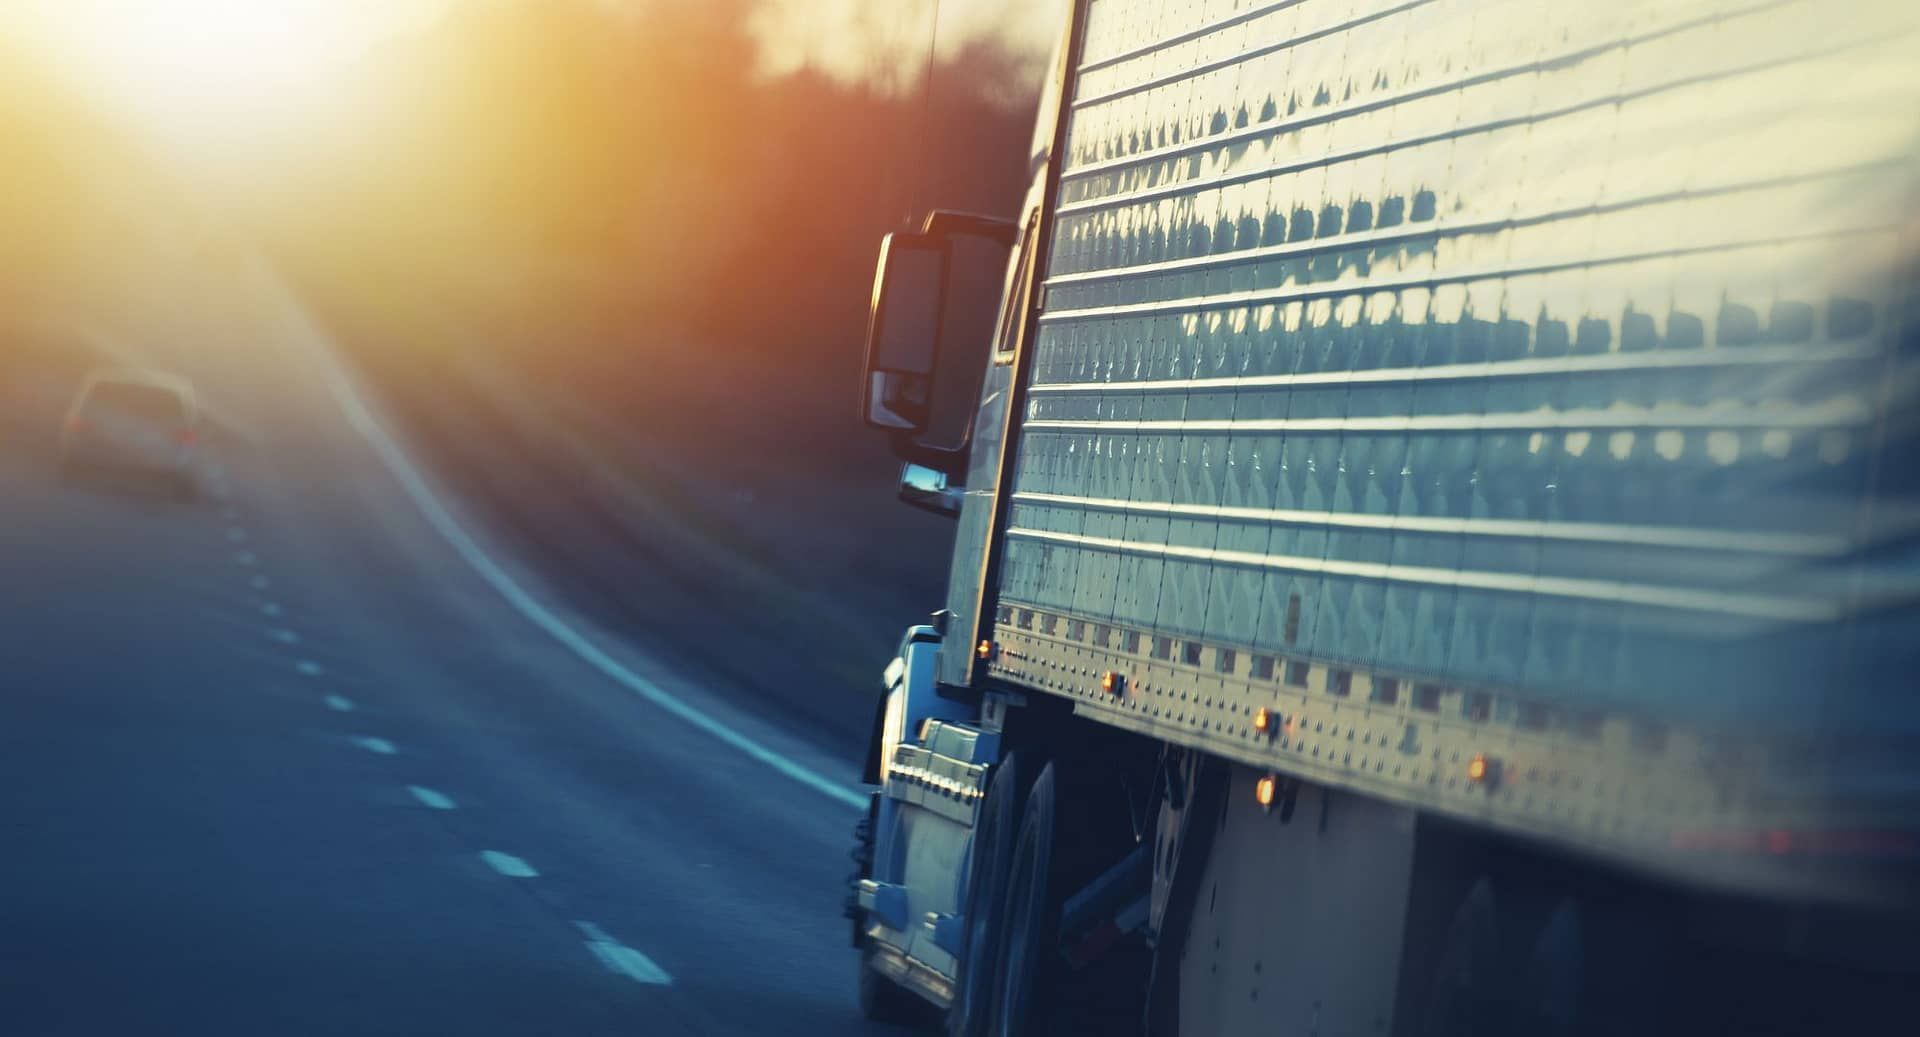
0,267,895,1035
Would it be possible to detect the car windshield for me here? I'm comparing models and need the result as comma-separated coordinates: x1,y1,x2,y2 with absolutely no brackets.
3,3,1918,1036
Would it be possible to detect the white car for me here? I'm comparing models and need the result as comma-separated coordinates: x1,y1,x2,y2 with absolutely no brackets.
59,369,202,499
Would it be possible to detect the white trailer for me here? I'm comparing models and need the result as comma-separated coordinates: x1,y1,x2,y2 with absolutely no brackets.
846,3,1920,1034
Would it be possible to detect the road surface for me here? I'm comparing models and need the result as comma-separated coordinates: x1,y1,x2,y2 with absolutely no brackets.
0,265,894,1035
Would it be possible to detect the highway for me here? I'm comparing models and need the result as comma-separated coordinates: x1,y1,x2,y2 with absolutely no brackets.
0,265,894,1035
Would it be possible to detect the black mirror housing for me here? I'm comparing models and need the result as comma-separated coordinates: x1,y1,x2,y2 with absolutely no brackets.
859,211,1017,477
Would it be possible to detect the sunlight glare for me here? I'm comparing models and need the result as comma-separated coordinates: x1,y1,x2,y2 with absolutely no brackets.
22,1,440,134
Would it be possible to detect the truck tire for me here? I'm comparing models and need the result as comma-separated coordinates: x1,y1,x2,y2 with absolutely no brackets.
991,758,1151,1037
992,761,1061,1037
949,751,1027,1037
1417,877,1503,1037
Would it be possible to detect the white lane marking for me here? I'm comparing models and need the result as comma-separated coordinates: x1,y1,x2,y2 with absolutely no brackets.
268,628,301,645
250,575,271,590
311,326,866,811
324,694,356,713
575,921,671,985
260,602,284,617
294,660,324,677
233,551,257,567
480,851,538,879
352,736,396,755
408,786,457,810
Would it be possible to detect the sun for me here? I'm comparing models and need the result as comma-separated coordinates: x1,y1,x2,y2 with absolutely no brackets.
20,1,432,135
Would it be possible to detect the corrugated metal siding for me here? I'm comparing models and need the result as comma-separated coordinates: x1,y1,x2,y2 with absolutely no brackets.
999,0,1920,728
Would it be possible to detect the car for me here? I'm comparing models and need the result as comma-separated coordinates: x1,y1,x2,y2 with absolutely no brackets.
59,369,202,499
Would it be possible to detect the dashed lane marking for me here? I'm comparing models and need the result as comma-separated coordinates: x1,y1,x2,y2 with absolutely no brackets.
295,660,324,677
250,575,271,591
268,628,301,645
576,922,671,985
232,551,257,567
324,694,356,713
352,736,396,755
480,851,538,879
310,313,867,811
408,786,457,810
260,602,284,617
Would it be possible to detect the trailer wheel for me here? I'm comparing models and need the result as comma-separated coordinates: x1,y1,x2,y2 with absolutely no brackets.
1515,898,1583,1037
1417,877,1503,1037
949,751,1027,1037
992,761,1060,1037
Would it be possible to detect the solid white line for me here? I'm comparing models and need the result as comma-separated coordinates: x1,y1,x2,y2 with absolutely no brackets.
408,786,457,810
352,736,396,755
324,694,356,713
575,921,671,985
480,850,538,878
306,301,867,811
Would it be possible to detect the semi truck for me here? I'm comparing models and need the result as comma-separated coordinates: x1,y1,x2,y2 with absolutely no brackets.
844,2,1920,1033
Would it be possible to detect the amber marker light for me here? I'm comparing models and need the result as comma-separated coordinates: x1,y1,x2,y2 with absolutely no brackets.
977,639,994,660
1100,671,1124,695
1467,753,1491,783
1255,773,1278,811
1253,707,1274,736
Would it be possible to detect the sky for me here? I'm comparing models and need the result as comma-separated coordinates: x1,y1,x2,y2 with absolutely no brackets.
10,0,1062,133
13,0,450,131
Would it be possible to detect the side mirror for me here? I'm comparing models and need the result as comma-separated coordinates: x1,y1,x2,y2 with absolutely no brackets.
861,211,1017,477
862,234,947,433
898,462,963,517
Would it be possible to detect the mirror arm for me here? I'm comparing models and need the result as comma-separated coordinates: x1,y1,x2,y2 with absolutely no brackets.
920,210,1018,248
888,431,970,482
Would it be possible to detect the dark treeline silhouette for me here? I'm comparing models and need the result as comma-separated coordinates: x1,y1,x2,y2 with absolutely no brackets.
271,0,1044,491
247,0,1051,727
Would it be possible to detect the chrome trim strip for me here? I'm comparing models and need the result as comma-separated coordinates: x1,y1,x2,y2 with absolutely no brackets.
1003,526,1836,622
1009,490,1847,557
1056,28,1886,217
1064,0,1787,175
1025,342,1880,397
1034,226,1889,325
1021,398,1873,434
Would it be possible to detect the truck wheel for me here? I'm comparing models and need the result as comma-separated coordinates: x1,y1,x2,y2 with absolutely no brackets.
859,947,933,1027
1418,877,1503,1037
948,751,1027,1037
992,761,1060,1037
1516,899,1583,1037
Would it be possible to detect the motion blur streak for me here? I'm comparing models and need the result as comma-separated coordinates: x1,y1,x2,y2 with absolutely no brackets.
275,265,868,810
